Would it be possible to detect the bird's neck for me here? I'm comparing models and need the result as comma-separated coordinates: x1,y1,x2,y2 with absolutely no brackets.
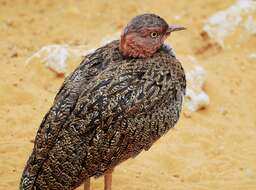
119,33,156,58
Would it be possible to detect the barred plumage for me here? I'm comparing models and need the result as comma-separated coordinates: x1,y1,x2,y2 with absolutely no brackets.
20,14,186,190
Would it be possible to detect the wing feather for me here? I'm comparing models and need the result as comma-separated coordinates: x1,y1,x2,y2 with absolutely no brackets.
20,41,121,189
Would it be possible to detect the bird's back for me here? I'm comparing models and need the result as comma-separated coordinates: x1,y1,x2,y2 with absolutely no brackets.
20,40,186,190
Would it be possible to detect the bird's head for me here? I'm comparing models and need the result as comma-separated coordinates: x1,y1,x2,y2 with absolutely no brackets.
120,14,185,58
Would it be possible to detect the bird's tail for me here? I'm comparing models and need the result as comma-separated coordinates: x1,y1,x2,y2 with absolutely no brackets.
19,150,38,190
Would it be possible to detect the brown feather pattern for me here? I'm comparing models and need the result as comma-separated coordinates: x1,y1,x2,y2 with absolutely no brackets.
20,40,186,190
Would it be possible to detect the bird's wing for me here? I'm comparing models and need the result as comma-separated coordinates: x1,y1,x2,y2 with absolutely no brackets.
20,42,121,189
34,45,119,155
41,55,186,184
71,55,186,136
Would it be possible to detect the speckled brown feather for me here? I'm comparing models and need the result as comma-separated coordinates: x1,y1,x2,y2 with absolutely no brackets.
20,40,186,190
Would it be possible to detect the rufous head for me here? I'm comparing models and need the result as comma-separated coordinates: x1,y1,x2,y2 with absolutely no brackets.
120,14,185,58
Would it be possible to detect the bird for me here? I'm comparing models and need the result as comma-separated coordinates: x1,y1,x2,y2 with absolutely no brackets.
20,13,186,190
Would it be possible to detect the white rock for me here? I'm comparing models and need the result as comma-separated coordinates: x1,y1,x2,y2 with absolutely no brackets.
26,45,94,75
244,16,256,34
184,65,210,117
26,45,68,74
248,53,256,60
26,32,122,75
203,0,256,47
185,89,209,113
186,65,207,89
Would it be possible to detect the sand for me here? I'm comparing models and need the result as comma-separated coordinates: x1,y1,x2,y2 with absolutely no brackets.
0,0,256,189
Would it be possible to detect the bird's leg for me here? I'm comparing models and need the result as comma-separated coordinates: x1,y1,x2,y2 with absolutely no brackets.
84,178,90,190
104,169,113,190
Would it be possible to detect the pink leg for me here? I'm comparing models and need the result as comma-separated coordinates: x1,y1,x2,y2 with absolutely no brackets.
104,170,113,190
84,178,90,190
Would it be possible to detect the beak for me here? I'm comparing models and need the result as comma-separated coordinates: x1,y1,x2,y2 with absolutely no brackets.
167,25,186,33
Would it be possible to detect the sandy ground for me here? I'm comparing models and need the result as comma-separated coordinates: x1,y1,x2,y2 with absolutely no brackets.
0,0,256,189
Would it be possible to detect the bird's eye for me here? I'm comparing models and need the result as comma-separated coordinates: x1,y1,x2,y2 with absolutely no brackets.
150,32,158,38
